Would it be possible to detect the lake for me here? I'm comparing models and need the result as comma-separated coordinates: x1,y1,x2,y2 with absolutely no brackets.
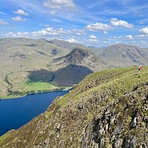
0,91,68,136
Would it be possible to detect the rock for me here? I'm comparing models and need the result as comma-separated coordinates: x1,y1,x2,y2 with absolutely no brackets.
113,138,123,148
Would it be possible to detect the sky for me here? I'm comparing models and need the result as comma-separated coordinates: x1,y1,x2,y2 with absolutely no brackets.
0,0,148,47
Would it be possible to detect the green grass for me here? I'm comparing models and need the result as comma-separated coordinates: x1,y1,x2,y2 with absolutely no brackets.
55,66,148,107
21,81,58,92
0,80,72,99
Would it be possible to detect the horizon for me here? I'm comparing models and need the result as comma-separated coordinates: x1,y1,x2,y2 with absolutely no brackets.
0,0,148,47
1,37,146,49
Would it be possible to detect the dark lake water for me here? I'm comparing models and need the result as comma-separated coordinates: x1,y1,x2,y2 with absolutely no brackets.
0,91,68,136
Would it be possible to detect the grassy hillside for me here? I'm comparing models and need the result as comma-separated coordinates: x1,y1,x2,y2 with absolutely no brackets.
0,38,71,98
0,66,147,147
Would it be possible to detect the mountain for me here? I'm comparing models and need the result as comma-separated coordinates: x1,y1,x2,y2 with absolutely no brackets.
49,39,86,50
99,44,148,67
51,47,108,72
0,38,148,98
0,38,107,98
0,38,70,98
88,46,104,56
50,47,108,86
0,66,147,147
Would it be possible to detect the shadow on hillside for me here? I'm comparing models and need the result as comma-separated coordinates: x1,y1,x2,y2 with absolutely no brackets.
25,43,38,47
53,64,93,86
27,69,54,82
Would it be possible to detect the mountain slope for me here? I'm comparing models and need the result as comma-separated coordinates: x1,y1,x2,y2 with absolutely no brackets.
0,38,70,98
0,66,148,148
99,44,148,67
50,47,108,86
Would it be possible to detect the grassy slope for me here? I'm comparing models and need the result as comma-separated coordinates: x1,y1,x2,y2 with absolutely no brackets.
0,66,148,147
99,44,148,67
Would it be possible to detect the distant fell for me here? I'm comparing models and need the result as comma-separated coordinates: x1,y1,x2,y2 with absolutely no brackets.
49,39,86,50
51,47,108,72
99,44,148,67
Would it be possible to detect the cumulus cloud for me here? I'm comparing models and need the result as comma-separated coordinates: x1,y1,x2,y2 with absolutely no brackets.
66,38,78,43
4,32,29,38
13,9,29,16
125,35,133,39
43,0,76,11
110,18,134,28
0,19,9,25
114,36,122,39
88,39,98,42
2,27,76,38
139,27,148,35
32,27,69,37
103,31,108,34
86,22,114,32
89,35,97,39
12,16,26,22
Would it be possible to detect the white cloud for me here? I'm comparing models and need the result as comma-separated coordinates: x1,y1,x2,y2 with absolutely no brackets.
32,27,69,37
2,27,78,38
0,20,9,25
43,0,76,11
139,27,148,35
13,9,29,16
103,31,108,34
89,35,97,39
125,35,133,39
88,39,98,42
12,16,26,22
4,32,28,38
114,36,122,39
66,38,78,43
86,22,114,32
110,18,134,28
136,34,146,38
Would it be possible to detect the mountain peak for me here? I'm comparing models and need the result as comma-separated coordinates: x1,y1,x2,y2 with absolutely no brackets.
65,47,90,63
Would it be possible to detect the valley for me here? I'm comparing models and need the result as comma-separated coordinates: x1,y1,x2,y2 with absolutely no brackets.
0,38,148,99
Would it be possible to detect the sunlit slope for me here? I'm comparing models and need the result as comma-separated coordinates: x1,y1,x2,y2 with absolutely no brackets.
99,44,148,67
0,66,147,148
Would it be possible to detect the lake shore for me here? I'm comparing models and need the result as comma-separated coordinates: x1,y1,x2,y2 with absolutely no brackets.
0,86,73,100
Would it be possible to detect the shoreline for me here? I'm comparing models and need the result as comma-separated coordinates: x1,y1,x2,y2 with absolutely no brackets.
0,86,73,100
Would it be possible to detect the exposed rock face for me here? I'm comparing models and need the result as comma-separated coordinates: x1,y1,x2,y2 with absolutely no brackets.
0,67,148,148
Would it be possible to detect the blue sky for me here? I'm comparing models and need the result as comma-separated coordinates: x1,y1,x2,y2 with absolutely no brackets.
0,0,148,47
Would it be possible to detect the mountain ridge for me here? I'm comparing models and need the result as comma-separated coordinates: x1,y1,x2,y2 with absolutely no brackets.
99,44,148,67
0,66,148,148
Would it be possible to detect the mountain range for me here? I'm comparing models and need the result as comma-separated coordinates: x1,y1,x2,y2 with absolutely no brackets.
0,38,148,98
